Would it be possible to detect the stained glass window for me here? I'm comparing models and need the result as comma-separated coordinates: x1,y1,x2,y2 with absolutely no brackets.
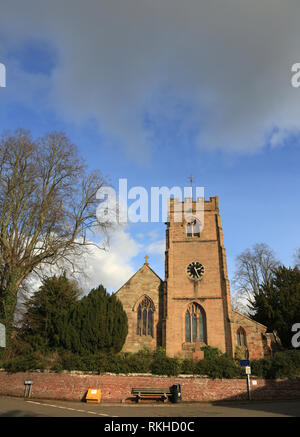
192,313,197,342
185,311,191,342
148,310,153,336
198,311,205,342
237,327,246,346
137,307,142,335
136,296,154,337
185,303,206,344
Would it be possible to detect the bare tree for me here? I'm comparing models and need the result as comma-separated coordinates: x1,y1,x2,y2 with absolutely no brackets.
0,129,112,348
230,294,249,316
232,243,280,314
294,248,300,268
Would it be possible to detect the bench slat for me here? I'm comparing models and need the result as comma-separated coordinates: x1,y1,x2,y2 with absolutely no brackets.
132,387,170,390
132,387,172,403
132,389,171,394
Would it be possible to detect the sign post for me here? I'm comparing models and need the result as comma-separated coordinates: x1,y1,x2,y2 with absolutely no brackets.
0,323,5,348
24,381,33,398
240,360,251,401
245,366,251,400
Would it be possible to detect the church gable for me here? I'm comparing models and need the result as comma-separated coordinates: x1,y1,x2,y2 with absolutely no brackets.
230,310,268,359
115,259,163,353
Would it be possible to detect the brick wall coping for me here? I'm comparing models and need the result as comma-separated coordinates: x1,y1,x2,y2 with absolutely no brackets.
0,368,298,381
0,368,212,378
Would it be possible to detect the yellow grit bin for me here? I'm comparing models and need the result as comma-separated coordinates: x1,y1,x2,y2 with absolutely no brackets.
86,388,101,403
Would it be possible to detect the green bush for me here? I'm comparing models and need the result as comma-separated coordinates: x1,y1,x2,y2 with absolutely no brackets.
180,359,200,375
136,346,155,359
4,347,300,379
191,347,244,379
58,352,109,373
53,351,152,374
60,353,91,372
251,358,273,378
2,356,45,373
151,356,181,376
200,345,223,360
121,353,151,373
198,354,243,379
251,350,300,379
50,362,64,373
269,350,300,379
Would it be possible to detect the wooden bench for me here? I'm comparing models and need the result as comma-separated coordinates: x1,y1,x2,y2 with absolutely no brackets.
132,387,172,403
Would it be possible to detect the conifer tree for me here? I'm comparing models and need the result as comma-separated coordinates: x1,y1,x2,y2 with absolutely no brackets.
250,266,300,348
21,272,82,350
61,285,128,354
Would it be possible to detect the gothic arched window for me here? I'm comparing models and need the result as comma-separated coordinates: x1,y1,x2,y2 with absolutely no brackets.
186,217,201,238
185,302,206,343
237,327,247,346
136,296,155,337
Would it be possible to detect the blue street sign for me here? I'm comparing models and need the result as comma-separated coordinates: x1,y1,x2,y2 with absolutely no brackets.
240,360,250,366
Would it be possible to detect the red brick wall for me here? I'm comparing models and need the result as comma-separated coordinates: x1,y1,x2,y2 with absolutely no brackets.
0,371,299,402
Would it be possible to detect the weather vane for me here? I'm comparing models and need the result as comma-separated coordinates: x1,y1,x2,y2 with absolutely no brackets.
189,176,195,198
189,176,195,188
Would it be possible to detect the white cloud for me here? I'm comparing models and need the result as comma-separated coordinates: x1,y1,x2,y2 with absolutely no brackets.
73,228,142,293
146,239,165,256
24,227,142,296
147,229,160,241
145,238,165,267
2,1,300,155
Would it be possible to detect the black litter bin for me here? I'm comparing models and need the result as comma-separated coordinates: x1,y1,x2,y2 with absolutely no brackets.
171,384,182,403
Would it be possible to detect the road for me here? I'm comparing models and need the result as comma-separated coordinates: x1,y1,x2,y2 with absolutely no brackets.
0,395,299,417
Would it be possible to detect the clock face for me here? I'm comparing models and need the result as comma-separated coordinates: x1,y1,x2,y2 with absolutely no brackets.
186,261,205,281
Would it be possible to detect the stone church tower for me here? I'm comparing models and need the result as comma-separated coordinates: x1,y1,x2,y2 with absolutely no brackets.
163,196,233,359
115,195,272,360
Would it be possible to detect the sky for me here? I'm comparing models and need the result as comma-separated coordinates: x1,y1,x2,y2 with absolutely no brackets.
0,1,300,294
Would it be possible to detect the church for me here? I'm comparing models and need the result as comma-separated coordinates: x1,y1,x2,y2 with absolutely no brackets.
115,195,274,360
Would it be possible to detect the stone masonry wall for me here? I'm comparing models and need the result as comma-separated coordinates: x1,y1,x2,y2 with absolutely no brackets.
165,197,233,358
230,311,267,360
114,263,163,353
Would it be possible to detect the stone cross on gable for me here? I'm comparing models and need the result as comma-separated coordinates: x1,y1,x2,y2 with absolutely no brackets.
144,255,149,265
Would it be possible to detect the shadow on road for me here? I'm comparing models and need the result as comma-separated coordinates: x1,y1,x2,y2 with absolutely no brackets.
0,409,43,417
212,378,300,417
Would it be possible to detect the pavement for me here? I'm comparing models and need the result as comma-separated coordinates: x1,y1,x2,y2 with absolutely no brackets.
0,395,299,417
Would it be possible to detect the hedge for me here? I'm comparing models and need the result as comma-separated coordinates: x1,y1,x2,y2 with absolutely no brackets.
1,348,300,379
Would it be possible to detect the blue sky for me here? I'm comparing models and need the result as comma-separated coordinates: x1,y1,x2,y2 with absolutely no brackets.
0,1,300,293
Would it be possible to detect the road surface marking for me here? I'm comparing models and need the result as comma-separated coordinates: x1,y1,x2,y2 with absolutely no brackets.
26,400,114,417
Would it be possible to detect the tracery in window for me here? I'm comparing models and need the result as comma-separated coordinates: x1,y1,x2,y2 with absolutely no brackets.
185,302,206,343
237,327,247,346
136,296,155,337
